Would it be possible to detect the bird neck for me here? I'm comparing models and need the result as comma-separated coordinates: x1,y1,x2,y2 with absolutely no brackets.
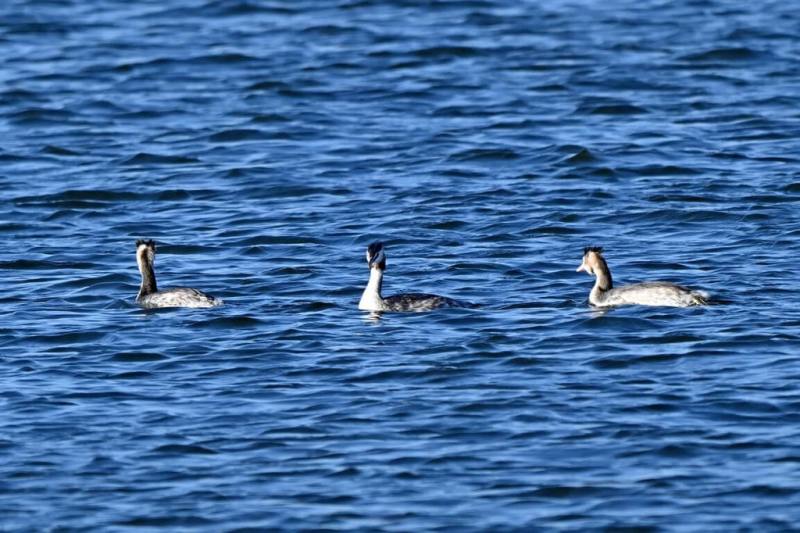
359,267,384,311
137,253,157,299
593,256,613,292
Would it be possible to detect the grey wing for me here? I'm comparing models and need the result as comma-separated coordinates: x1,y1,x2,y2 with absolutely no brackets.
613,282,706,306
383,293,469,312
613,281,684,295
141,287,223,308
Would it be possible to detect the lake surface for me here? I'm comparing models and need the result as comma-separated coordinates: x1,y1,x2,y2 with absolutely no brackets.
2,0,800,530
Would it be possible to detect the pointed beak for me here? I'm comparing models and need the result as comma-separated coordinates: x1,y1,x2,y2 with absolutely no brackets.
576,263,585,273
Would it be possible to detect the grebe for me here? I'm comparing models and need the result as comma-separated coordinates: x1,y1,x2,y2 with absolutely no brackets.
135,239,222,308
577,246,708,308
358,242,470,312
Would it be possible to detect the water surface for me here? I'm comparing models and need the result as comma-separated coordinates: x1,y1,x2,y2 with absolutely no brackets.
1,0,800,530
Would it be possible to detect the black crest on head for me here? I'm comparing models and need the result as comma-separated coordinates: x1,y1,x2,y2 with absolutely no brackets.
367,241,384,257
136,239,156,249
583,245,603,255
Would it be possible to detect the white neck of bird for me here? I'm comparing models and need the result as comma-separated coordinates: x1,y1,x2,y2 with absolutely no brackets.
359,267,384,311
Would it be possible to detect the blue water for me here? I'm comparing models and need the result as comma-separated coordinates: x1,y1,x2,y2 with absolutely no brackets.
2,0,800,530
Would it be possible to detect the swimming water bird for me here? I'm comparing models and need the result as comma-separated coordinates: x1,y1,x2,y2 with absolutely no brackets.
135,239,222,308
577,246,708,308
358,242,470,312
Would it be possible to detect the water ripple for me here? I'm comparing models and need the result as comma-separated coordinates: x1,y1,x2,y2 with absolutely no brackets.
1,0,799,530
